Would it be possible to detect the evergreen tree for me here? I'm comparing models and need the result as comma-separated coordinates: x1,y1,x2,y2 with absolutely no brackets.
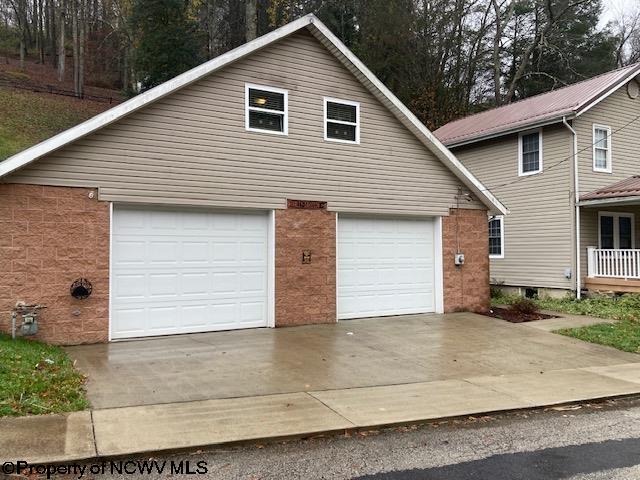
130,0,202,92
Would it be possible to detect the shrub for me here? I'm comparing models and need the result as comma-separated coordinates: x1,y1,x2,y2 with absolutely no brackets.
509,298,539,316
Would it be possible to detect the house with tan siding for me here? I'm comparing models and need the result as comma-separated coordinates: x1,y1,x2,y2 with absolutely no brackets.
435,63,640,298
0,14,506,345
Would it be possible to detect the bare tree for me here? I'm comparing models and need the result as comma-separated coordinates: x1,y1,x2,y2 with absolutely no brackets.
610,5,640,66
246,0,257,41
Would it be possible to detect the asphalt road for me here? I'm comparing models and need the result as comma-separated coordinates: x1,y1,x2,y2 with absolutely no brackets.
83,397,640,479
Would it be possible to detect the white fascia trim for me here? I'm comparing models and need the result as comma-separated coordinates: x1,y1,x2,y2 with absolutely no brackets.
434,216,444,313
444,115,570,149
308,19,507,216
578,196,640,207
0,14,315,178
108,202,114,342
576,65,640,117
517,128,543,177
592,124,613,173
323,97,360,144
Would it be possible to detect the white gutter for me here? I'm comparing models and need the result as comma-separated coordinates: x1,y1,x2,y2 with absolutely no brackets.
563,116,581,299
445,115,574,149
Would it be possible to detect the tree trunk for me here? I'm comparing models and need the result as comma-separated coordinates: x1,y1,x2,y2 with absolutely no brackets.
492,0,502,105
78,0,85,98
19,36,25,70
58,0,65,82
38,0,45,64
245,0,257,42
49,0,57,66
72,0,79,95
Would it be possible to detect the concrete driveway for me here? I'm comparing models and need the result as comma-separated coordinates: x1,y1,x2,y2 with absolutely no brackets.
66,312,639,410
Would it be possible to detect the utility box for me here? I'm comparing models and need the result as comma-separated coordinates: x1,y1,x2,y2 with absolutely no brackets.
454,253,465,265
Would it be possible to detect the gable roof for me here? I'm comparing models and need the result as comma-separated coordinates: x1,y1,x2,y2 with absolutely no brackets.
0,14,506,215
435,63,640,147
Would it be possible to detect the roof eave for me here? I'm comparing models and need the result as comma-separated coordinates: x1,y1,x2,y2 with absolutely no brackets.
578,196,640,207
575,64,640,117
443,113,574,149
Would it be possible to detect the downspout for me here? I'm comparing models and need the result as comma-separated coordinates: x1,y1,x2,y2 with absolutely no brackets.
563,116,581,299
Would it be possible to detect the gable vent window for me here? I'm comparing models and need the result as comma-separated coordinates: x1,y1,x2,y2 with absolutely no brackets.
245,84,288,135
324,98,360,143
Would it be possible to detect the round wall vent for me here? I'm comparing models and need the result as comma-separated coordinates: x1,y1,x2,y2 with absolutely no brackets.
70,278,93,300
628,80,640,99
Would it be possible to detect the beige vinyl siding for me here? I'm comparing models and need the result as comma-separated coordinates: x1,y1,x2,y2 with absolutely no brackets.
4,29,481,216
454,125,574,289
580,206,640,281
575,82,640,195
574,81,640,280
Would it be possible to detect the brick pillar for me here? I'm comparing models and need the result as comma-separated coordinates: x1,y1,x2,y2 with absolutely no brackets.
0,184,110,344
275,208,336,326
442,208,490,313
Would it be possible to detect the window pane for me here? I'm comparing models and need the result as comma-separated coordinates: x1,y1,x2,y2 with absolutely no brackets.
249,111,284,132
488,218,502,256
522,151,539,173
595,128,608,148
595,148,608,169
327,102,357,123
248,89,284,111
326,122,356,141
522,133,539,154
600,216,614,249
619,217,632,249
521,133,540,173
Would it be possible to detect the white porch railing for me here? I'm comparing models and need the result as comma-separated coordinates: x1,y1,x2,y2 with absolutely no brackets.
587,247,640,279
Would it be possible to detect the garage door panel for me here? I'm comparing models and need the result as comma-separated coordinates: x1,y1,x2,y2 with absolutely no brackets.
111,207,269,339
338,216,436,319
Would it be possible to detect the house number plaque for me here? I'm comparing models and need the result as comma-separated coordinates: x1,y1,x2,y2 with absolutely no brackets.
287,199,327,210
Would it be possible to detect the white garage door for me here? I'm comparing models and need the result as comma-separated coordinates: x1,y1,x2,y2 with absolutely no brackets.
111,206,269,339
338,216,436,319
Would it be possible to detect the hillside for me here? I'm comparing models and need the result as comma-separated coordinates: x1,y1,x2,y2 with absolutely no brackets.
0,57,122,161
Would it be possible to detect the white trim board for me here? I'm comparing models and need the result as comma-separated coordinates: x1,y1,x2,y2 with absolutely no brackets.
0,14,506,216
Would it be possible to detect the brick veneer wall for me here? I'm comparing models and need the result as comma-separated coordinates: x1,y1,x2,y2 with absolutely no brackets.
442,208,490,313
0,184,110,344
275,208,336,326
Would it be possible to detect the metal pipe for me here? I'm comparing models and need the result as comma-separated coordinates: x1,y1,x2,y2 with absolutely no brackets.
563,116,581,299
11,311,16,340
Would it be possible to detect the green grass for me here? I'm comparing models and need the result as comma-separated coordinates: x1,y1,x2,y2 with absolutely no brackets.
0,88,106,160
556,321,640,354
493,292,640,322
0,334,89,416
492,291,640,353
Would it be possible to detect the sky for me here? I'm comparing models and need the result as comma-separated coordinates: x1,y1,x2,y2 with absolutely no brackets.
599,0,640,28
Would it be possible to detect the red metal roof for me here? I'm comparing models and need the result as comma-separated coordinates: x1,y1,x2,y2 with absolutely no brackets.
435,63,640,146
580,176,640,201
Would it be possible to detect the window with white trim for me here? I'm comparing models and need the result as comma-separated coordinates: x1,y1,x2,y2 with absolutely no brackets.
489,215,504,258
593,124,612,173
599,212,634,249
245,84,288,135
324,98,359,143
518,130,542,176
